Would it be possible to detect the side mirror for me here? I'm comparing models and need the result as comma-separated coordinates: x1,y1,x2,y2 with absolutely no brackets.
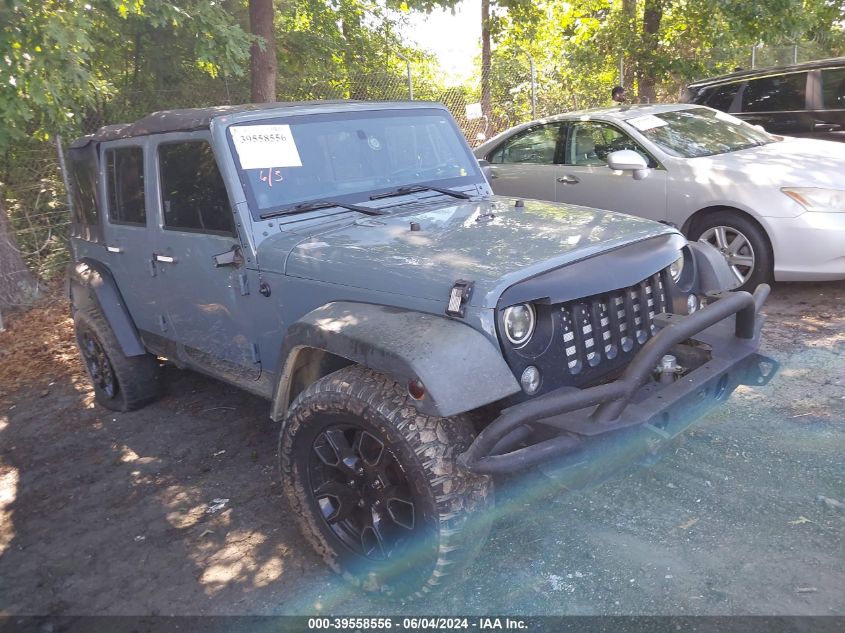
606,149,650,180
477,158,494,182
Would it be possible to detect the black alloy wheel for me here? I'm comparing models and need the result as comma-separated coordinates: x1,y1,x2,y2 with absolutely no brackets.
309,424,421,561
80,329,118,399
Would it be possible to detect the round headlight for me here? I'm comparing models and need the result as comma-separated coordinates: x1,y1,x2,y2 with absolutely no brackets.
503,303,535,347
668,253,684,282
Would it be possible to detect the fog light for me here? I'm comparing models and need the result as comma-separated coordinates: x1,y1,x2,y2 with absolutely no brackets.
687,294,699,314
521,366,541,395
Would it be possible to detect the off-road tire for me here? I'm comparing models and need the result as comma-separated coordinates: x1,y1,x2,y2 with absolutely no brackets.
688,210,773,292
73,305,161,411
279,365,493,600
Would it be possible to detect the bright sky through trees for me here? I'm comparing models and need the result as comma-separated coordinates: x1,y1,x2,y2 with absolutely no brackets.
406,0,482,82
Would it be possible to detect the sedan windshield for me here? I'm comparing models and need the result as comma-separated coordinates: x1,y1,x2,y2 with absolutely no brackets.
627,107,777,158
227,108,482,219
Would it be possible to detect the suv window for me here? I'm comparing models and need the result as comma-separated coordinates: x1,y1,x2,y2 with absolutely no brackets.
821,67,845,110
566,122,655,167
105,147,146,226
706,82,741,111
68,148,99,227
742,73,807,112
490,124,562,164
688,86,712,105
159,141,233,235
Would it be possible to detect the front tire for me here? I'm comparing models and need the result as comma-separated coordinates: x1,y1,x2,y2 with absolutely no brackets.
279,366,493,599
688,211,773,292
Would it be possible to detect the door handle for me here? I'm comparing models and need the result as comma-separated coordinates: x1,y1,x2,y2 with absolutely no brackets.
212,245,243,268
154,253,177,264
814,122,841,132
557,175,580,185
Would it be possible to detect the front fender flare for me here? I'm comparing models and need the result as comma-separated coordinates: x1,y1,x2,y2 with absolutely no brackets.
271,302,521,421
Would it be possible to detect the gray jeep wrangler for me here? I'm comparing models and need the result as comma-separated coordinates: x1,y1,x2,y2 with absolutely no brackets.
66,101,775,598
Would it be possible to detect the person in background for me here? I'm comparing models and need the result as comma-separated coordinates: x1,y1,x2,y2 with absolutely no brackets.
612,86,628,104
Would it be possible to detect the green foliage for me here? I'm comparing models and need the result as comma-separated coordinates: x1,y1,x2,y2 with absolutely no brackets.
486,0,845,118
0,0,252,148
275,0,443,101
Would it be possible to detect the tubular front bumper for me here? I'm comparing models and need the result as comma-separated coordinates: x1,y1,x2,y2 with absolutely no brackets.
458,285,777,476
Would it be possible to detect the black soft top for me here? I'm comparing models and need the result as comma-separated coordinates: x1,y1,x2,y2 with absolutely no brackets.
69,100,365,149
688,56,845,89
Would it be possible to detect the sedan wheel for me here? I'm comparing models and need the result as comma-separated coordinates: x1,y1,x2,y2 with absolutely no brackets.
698,225,756,286
688,211,772,292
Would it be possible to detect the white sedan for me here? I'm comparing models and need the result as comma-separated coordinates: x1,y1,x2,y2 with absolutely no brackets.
474,103,845,290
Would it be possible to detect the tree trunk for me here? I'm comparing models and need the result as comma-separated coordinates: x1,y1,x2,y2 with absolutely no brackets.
0,197,34,308
480,0,492,121
637,0,663,104
341,10,366,100
621,0,637,91
249,0,277,103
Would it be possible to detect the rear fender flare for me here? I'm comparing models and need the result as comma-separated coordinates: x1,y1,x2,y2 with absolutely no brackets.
67,259,146,357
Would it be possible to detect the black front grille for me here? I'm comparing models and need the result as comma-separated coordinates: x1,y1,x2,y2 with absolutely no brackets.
557,271,669,376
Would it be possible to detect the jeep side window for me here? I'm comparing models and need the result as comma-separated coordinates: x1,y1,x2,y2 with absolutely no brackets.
492,124,563,164
159,141,234,235
104,147,146,226
68,149,99,228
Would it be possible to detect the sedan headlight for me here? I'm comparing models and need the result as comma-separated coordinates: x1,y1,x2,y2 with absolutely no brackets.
668,252,684,282
502,303,535,347
782,187,845,213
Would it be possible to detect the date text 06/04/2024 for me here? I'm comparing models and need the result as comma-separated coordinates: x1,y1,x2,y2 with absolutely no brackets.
307,617,529,630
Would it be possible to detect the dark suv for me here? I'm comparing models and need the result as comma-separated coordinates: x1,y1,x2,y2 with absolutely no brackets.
684,57,845,141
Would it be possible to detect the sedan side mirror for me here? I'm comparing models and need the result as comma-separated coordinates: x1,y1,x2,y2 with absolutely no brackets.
607,149,651,180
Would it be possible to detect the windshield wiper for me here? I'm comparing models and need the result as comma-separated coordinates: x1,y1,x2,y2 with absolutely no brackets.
259,199,387,220
369,184,472,201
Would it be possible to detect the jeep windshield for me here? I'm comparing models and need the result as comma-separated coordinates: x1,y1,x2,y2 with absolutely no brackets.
628,107,778,158
227,108,484,219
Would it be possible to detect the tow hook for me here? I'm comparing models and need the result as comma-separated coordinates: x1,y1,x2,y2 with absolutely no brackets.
658,354,684,384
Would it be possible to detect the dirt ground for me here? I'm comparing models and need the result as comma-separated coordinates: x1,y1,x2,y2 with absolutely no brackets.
0,281,842,616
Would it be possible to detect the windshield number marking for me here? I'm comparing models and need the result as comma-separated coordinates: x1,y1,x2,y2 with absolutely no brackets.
230,124,302,169
259,168,284,188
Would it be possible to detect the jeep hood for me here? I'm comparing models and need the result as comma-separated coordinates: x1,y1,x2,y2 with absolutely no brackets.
260,196,678,308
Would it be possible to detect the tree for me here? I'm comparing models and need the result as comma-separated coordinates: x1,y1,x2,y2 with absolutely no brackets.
249,0,277,102
0,197,33,307
637,0,663,103
485,0,845,117
478,0,540,123
0,1,251,306
481,0,492,118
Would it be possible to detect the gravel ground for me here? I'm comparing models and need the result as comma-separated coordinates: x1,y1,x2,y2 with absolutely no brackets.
0,281,842,616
